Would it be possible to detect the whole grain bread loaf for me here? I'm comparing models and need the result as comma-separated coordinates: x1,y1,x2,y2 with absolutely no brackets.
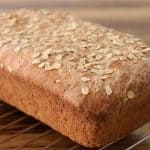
0,9,149,148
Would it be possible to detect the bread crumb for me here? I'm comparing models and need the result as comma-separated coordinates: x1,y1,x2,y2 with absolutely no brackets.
41,54,49,60
105,85,112,95
14,47,21,52
0,41,3,48
32,59,40,64
55,80,61,83
81,76,91,82
91,68,104,76
38,62,45,68
128,53,134,60
100,75,109,80
56,54,62,60
113,50,121,55
127,91,135,99
111,57,118,62
142,48,150,53
81,87,89,95
119,56,126,61
95,54,103,61
0,64,3,68
130,49,138,54
43,49,52,55
7,66,13,72
45,64,53,71
32,52,40,58
52,62,61,69
104,69,113,75
106,53,113,59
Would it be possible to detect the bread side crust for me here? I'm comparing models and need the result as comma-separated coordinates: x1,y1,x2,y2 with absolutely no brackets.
0,66,149,148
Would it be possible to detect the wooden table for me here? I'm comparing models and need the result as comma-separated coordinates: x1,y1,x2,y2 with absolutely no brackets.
0,0,150,149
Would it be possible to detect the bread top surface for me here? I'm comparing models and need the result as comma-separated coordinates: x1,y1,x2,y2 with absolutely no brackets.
0,9,149,112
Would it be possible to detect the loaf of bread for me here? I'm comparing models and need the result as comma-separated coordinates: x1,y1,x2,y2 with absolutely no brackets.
0,9,149,148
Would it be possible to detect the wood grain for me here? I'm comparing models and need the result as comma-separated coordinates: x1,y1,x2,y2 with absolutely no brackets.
0,0,150,149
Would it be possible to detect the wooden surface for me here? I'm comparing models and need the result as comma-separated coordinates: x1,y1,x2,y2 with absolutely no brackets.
0,0,150,149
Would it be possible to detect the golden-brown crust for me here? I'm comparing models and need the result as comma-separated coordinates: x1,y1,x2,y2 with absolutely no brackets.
0,9,149,148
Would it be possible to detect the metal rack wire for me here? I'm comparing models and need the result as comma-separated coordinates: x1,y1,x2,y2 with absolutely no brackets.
0,100,149,150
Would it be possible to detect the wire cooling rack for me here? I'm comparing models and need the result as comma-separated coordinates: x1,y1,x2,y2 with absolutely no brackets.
0,100,149,150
